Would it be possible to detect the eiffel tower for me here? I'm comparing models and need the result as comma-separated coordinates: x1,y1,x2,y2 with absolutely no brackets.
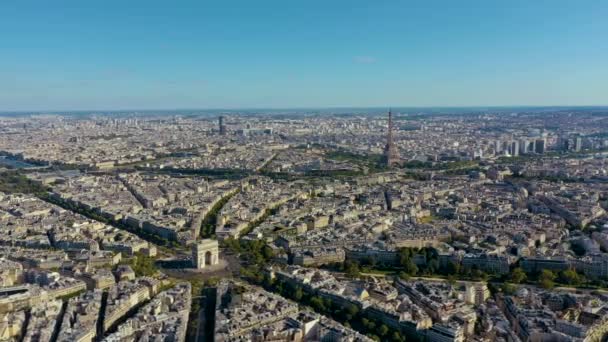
382,109,400,167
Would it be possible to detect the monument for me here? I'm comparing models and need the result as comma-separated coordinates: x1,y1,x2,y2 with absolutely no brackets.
382,109,400,167
192,239,219,269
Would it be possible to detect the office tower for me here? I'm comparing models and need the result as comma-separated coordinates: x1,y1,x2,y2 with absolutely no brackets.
382,110,400,167
219,116,226,135
519,139,528,155
574,136,583,152
502,141,510,155
535,139,545,154
527,140,536,154
511,141,519,157
494,139,502,156
559,136,570,151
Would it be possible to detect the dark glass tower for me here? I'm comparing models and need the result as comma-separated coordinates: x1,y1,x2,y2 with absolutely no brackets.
219,116,226,135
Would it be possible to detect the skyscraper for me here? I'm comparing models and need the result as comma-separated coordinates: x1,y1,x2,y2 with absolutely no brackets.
535,139,545,154
510,141,519,157
494,139,502,156
219,116,226,135
574,136,583,152
382,110,400,167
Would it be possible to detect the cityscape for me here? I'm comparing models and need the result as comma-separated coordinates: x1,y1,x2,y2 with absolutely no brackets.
2,1,608,342
2,108,608,342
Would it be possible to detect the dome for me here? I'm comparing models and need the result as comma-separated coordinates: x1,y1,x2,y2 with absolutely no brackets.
516,287,529,298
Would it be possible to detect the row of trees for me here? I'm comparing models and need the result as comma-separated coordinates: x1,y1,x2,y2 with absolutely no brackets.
0,171,50,195
360,246,603,291
402,160,479,172
343,245,600,290
42,192,183,250
324,149,387,174
507,267,586,289
0,171,184,251
225,237,276,284
345,246,599,290
118,253,158,277
351,246,491,281
199,191,238,239
253,275,409,342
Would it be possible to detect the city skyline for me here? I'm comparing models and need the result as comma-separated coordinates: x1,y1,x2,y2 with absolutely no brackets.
2,0,608,111
4,105,608,115
3,2,608,341
3,102,608,342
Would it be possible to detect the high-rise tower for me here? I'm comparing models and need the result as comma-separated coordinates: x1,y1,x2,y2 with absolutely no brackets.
218,116,226,135
382,110,400,167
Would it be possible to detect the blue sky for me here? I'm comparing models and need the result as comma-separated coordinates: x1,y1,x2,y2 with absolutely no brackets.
1,0,607,110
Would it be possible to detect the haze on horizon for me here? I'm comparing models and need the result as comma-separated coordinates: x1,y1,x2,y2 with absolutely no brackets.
1,0,607,111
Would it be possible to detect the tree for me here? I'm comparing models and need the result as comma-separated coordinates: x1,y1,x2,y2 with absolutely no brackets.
323,298,332,311
294,286,303,301
404,259,418,275
509,267,527,284
344,260,360,278
398,248,413,266
130,254,157,277
427,258,439,274
501,283,517,295
262,245,274,259
378,325,389,337
345,303,359,320
391,331,405,342
362,318,376,331
222,237,241,253
248,267,263,284
559,269,582,286
275,282,285,296
310,296,326,312
487,282,499,296
205,276,220,287
398,271,411,281
471,268,486,280
539,269,556,289
446,260,461,275
262,274,275,289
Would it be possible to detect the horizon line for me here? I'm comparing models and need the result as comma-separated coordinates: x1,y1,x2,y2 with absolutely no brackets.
2,104,608,114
